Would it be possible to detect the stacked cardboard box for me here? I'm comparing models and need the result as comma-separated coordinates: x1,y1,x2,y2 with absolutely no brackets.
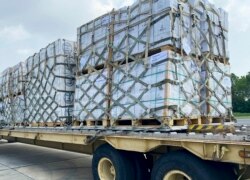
0,64,26,125
201,60,232,118
0,68,12,98
74,69,108,121
78,13,112,70
10,62,27,95
111,51,201,120
74,0,232,127
0,0,232,128
25,39,77,125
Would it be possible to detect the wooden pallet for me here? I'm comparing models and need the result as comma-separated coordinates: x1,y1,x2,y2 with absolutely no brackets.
13,122,24,127
110,119,161,127
148,45,182,57
30,122,64,127
73,119,110,127
117,45,180,65
110,117,202,128
78,63,107,76
77,44,182,75
72,120,81,126
201,117,234,124
107,114,217,128
163,117,202,127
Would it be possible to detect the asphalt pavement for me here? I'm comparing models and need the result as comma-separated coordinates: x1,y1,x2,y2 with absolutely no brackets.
236,119,250,126
0,141,93,180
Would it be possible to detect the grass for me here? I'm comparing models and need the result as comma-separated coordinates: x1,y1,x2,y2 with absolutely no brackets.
234,112,250,119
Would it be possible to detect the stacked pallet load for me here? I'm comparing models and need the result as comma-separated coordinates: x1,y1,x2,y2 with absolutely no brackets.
0,101,4,125
0,68,12,98
10,63,27,95
10,63,26,125
74,0,233,129
75,10,112,126
0,64,26,125
25,39,77,127
0,77,4,124
0,69,10,125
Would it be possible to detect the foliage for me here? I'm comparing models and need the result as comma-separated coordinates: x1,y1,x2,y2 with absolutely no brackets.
232,72,250,113
233,112,250,118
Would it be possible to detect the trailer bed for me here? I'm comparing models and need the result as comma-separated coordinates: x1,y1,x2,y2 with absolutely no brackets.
1,126,250,165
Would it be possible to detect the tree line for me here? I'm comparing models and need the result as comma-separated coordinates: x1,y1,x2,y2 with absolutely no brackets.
231,72,250,113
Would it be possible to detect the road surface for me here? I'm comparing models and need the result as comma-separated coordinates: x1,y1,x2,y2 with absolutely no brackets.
0,141,93,180
237,119,250,126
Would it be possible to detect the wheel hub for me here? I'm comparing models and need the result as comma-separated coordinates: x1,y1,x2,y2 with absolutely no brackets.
163,170,191,180
98,157,116,180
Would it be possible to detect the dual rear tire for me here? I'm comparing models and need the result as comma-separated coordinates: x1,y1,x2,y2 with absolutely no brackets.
93,144,236,180
92,144,150,180
151,151,215,180
151,150,237,180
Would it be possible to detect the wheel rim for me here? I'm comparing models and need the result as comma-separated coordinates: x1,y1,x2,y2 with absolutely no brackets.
98,157,116,180
163,170,191,180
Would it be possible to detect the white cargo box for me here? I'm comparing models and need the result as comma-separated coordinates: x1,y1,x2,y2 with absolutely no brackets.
201,60,232,117
74,69,108,121
25,39,77,123
111,51,201,120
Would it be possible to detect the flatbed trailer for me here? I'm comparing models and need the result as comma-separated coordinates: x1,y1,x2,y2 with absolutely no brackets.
0,126,250,180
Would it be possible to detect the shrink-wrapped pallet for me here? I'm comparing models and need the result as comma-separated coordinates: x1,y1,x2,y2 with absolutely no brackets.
12,95,26,123
0,62,26,126
2,98,12,124
9,62,27,95
200,6,229,58
112,0,192,61
0,96,25,125
0,78,2,99
77,0,229,73
25,39,77,124
0,68,12,98
0,101,5,124
74,69,108,121
201,60,232,118
111,51,201,121
0,62,26,98
75,0,232,126
78,13,112,70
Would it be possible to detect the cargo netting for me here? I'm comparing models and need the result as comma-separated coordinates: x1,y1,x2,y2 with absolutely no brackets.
0,63,26,125
24,39,77,125
75,0,233,128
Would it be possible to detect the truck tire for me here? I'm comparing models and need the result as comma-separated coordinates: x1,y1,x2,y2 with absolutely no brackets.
127,152,151,180
151,150,222,180
92,144,135,180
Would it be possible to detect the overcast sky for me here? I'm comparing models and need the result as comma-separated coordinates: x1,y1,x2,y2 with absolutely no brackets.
0,0,249,76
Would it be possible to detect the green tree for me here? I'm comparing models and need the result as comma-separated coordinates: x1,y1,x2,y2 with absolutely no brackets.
232,72,250,112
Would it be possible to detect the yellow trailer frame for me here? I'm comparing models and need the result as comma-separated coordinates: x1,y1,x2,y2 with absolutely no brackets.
0,129,249,166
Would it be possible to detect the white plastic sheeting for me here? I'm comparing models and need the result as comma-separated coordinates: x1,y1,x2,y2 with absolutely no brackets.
74,51,202,122
78,13,112,70
75,0,232,124
78,0,229,71
0,96,25,124
0,68,12,98
201,60,232,117
25,39,77,124
10,62,27,95
0,101,5,124
74,69,108,121
111,51,201,120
